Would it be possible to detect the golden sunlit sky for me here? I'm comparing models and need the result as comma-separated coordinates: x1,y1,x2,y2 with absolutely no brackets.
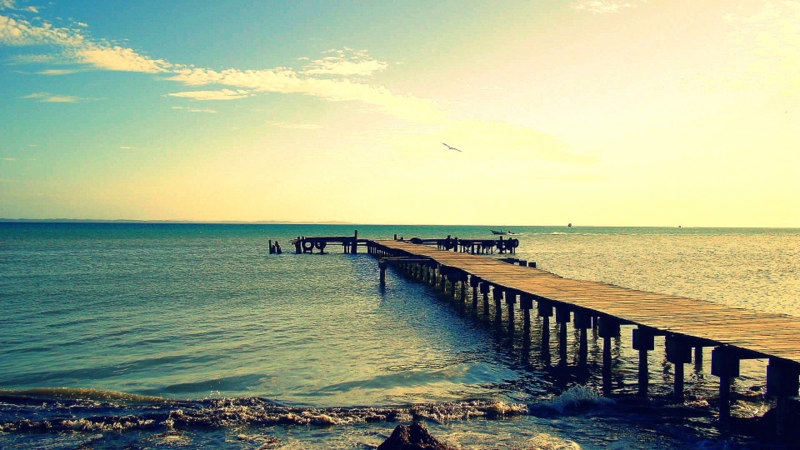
1,0,798,226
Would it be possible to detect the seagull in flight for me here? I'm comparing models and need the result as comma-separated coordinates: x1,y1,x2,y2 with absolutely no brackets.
442,142,462,152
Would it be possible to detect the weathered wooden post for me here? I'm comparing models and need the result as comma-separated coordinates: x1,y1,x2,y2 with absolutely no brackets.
599,317,620,396
766,358,800,440
470,276,481,311
459,272,467,303
506,290,517,333
694,346,704,373
379,260,387,287
711,346,740,425
539,301,553,362
493,286,504,323
520,294,533,338
446,272,458,299
633,327,655,398
556,306,571,366
480,282,490,315
574,311,592,367
665,335,692,403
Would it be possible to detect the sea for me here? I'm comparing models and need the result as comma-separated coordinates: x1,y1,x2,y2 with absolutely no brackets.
1,223,799,449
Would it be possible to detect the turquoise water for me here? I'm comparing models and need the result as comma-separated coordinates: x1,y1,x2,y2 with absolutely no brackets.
1,223,798,448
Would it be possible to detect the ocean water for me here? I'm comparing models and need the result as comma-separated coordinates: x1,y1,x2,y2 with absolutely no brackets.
1,222,798,448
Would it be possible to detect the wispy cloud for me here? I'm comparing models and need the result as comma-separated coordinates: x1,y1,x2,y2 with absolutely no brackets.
267,121,323,130
2,10,445,123
37,68,80,75
74,44,171,73
571,0,645,14
166,65,445,122
171,106,217,114
167,89,251,101
302,48,388,76
1,13,170,73
21,91,81,103
0,0,37,13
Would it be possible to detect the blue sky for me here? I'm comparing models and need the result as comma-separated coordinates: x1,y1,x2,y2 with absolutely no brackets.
2,0,799,226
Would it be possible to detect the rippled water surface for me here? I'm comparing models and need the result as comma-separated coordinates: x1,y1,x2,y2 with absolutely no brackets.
1,223,798,448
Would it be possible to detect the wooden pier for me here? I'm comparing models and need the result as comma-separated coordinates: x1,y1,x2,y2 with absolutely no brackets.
293,234,800,437
292,232,519,255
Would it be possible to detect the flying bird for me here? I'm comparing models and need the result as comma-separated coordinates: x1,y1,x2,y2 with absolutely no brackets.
442,142,462,152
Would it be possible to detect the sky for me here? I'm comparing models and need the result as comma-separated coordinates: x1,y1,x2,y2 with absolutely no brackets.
1,0,798,227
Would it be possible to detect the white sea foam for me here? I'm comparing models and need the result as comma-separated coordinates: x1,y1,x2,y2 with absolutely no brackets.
541,385,614,414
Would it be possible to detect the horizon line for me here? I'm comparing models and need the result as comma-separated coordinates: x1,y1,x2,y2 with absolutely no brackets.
0,218,796,229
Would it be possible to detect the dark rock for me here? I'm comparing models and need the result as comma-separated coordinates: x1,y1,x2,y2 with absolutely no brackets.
377,422,455,450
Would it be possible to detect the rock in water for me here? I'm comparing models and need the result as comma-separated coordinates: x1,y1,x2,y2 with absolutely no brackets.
378,422,454,450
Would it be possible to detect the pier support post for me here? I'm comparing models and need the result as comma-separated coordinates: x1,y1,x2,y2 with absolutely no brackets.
711,346,740,425
470,276,481,311
459,273,467,303
520,294,533,338
379,261,387,287
694,346,704,373
352,230,358,254
665,335,692,403
493,286,504,324
766,358,800,439
446,273,458,299
538,302,553,362
439,268,447,292
506,290,517,333
556,306,571,366
599,317,620,395
480,282,490,315
633,327,655,398
574,311,592,367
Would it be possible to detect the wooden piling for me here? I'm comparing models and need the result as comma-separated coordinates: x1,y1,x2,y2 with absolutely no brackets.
711,347,740,424
574,312,592,366
599,317,620,395
493,286,503,323
633,327,655,398
665,335,692,403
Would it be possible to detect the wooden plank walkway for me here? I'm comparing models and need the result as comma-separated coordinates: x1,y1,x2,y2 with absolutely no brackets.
372,240,800,366
290,233,800,433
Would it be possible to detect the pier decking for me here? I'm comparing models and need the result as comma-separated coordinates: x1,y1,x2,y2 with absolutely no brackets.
291,233,800,436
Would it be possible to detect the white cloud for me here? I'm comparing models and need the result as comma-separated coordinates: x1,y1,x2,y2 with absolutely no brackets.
172,106,217,114
75,44,171,73
1,14,169,73
167,88,251,101
37,68,79,75
0,14,85,47
302,48,388,76
21,91,80,102
268,121,323,130
2,10,443,122
571,0,645,14
167,65,445,123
